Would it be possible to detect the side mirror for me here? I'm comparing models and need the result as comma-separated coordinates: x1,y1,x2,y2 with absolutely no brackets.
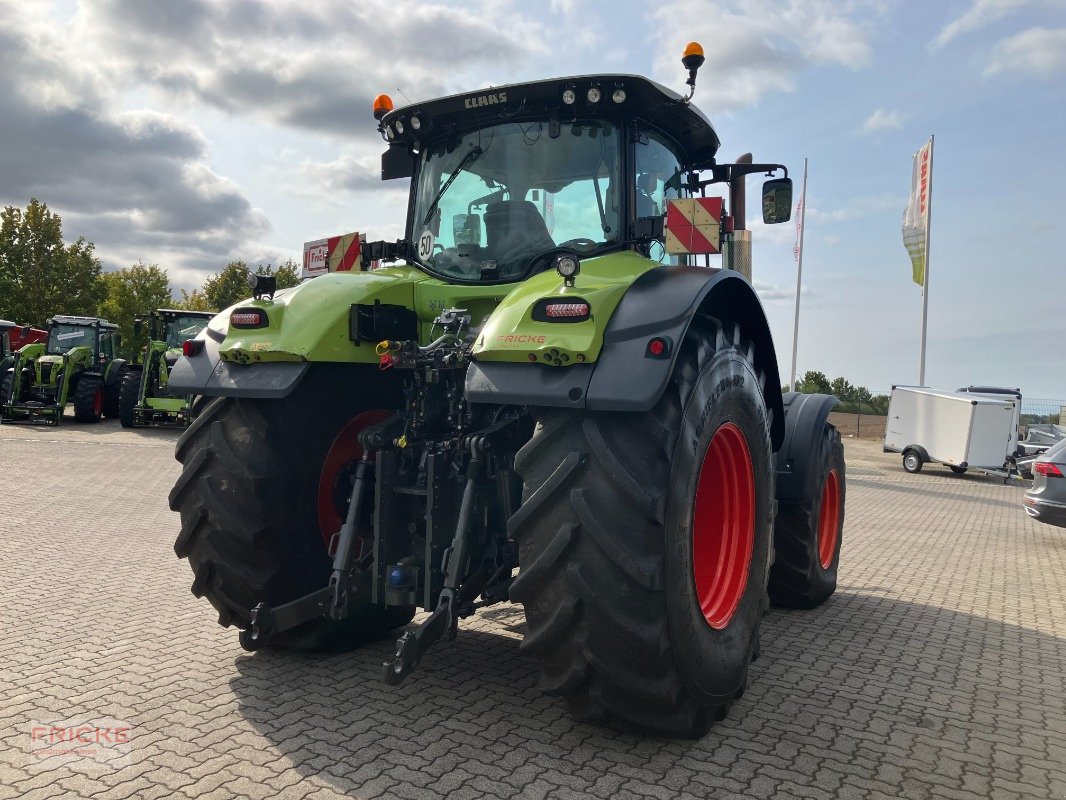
761,178,793,224
133,318,143,336
452,213,482,246
381,144,414,181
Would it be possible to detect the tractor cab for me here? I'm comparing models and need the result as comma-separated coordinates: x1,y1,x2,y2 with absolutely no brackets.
370,71,791,283
45,316,118,362
136,309,215,364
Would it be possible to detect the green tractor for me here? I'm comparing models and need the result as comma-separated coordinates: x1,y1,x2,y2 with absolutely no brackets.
168,47,846,736
120,309,215,428
1,315,128,425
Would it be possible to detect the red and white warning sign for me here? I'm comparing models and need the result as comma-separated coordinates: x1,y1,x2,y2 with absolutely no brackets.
664,197,723,255
302,231,365,278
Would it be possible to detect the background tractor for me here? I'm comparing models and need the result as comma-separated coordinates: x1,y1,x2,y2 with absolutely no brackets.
1,315,128,425
168,48,846,736
120,309,214,428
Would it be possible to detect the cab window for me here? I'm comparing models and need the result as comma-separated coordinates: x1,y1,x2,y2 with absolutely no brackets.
635,131,686,264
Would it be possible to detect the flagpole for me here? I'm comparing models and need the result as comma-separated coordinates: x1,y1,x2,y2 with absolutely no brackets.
918,135,934,386
789,157,808,392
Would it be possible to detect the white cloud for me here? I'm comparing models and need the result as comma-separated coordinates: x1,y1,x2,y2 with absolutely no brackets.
70,0,550,139
0,2,269,275
650,0,877,112
984,27,1066,77
931,0,1034,49
862,108,904,133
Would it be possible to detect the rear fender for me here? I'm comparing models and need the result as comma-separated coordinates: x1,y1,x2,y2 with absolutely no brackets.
774,392,840,504
168,326,310,399
586,267,785,450
467,267,785,450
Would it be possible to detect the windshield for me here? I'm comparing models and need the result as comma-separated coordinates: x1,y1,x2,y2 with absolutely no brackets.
47,324,94,355
411,120,622,282
164,315,210,349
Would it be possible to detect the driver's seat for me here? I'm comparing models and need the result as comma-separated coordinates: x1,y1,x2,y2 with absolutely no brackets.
483,200,555,266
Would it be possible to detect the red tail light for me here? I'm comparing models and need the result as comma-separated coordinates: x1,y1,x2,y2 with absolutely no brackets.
1035,462,1063,478
183,339,204,357
532,298,590,323
545,302,589,318
230,309,268,328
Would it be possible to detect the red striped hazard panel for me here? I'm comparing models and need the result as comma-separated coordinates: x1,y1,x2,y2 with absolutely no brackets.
328,232,363,272
664,197,723,255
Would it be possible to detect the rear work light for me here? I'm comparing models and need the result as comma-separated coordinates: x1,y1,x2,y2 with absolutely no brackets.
182,339,204,357
532,298,590,323
230,309,268,329
1035,461,1064,478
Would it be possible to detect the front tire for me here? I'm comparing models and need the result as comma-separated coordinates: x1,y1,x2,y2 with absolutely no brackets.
510,318,774,736
73,375,104,422
168,366,413,649
102,365,128,418
119,371,140,428
768,423,845,609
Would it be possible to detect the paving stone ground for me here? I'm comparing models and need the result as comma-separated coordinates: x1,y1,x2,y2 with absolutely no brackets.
1,418,1064,800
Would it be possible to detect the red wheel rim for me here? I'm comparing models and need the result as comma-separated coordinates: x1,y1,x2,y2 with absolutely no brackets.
317,410,391,546
817,469,841,569
93,388,102,416
692,422,755,630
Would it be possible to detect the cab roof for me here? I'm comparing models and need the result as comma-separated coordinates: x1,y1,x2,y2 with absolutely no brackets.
156,309,214,318
381,74,721,167
49,315,118,330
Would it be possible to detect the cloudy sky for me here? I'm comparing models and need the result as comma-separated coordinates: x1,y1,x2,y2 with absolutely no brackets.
2,0,1065,396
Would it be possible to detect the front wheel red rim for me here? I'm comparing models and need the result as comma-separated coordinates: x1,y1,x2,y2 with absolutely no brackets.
817,469,841,569
692,422,755,630
93,388,103,417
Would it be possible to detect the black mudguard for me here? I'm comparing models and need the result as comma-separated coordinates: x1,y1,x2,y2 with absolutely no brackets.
774,392,840,504
104,359,129,385
468,266,785,451
167,328,309,399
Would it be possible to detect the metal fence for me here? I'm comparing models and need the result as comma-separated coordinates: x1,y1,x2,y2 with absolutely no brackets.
826,394,1066,440
1020,398,1065,426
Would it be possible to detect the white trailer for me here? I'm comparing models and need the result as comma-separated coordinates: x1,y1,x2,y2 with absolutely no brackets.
884,386,1019,475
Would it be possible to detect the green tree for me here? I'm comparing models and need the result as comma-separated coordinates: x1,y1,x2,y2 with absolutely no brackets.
202,260,253,311
173,288,214,312
830,376,854,403
796,370,832,395
98,262,174,359
269,259,301,290
0,198,104,326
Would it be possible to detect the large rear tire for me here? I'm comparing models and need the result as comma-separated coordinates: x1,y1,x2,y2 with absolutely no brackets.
510,318,774,737
119,371,140,428
168,365,414,650
767,423,845,609
73,375,104,422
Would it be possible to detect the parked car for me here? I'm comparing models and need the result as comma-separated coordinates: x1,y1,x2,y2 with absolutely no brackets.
1023,438,1066,528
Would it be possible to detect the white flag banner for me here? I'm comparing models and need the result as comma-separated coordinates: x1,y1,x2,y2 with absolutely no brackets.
902,138,933,286
793,196,804,262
